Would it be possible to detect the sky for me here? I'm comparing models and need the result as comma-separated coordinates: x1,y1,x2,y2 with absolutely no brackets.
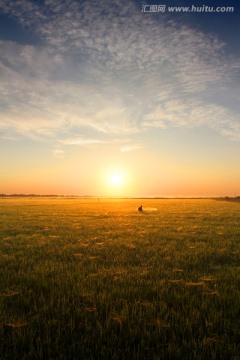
0,0,240,197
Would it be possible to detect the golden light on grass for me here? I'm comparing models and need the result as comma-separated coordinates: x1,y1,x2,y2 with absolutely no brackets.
3,321,28,328
200,276,215,282
1,291,21,297
185,282,204,287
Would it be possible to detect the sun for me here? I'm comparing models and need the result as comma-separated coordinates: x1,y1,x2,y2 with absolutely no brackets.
110,173,123,186
101,168,133,196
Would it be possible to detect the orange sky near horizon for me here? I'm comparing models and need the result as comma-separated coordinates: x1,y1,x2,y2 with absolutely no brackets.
1,1,240,197
1,140,240,197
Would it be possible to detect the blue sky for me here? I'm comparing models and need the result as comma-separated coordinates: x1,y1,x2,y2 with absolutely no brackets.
0,0,240,196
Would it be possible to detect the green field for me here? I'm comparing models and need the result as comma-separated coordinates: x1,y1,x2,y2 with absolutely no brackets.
1,198,240,359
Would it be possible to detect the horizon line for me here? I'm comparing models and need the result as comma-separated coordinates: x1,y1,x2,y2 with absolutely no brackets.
1,194,239,200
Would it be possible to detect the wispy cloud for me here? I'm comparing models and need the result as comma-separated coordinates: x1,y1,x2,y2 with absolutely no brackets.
60,136,106,146
143,99,240,140
0,0,239,145
53,148,65,158
120,144,144,152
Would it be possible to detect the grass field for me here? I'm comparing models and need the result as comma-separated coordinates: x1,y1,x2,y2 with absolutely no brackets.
1,198,240,359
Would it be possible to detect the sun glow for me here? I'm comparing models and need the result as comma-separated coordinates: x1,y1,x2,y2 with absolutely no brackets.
100,167,134,197
110,173,122,186
103,170,126,196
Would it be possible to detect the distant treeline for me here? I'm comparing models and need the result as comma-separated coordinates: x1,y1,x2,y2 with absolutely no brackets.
0,194,66,197
216,196,240,203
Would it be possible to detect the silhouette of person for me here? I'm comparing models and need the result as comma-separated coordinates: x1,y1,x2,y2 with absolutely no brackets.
138,205,142,212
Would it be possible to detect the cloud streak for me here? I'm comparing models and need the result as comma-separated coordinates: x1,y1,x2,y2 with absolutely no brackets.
143,100,240,140
60,136,106,146
120,144,144,152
